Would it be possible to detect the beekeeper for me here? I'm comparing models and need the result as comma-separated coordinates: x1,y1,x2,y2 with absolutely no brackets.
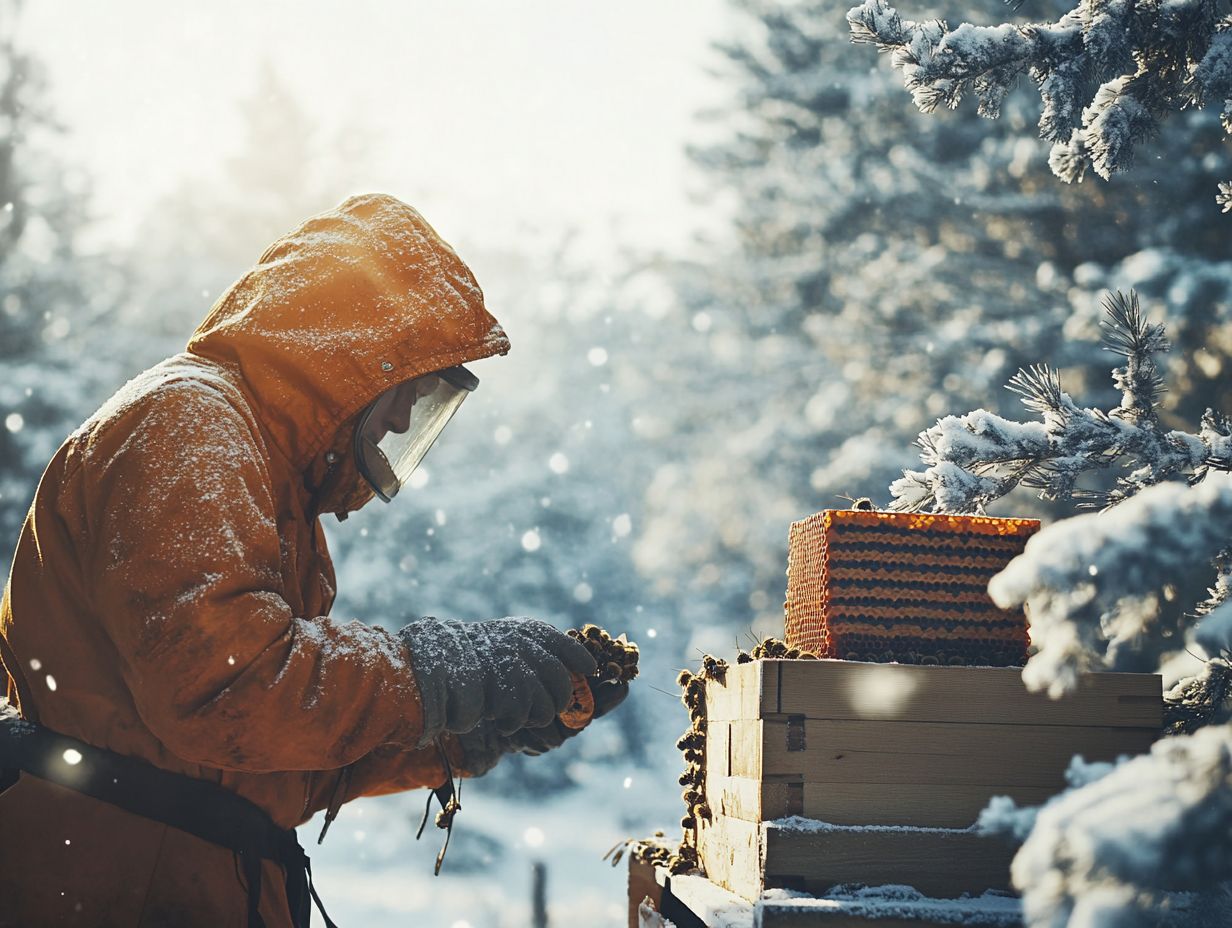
0,194,623,927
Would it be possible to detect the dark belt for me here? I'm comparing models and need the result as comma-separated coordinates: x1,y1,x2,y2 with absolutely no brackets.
0,716,338,928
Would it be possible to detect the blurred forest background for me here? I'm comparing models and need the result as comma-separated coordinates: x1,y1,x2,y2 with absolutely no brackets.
2,0,1229,924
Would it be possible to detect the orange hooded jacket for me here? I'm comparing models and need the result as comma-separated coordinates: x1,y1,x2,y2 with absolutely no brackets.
0,194,510,927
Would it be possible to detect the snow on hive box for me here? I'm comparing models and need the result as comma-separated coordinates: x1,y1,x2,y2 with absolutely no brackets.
694,659,1161,902
784,509,1040,667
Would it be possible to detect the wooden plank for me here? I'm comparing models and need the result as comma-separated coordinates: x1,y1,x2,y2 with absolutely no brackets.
798,782,1056,829
762,822,1017,898
696,813,764,902
641,866,1023,928
666,872,755,928
729,719,764,780
754,717,1158,786
706,662,767,721
708,721,732,779
757,901,1022,928
714,776,1056,829
708,775,795,821
710,775,768,821
767,660,1162,728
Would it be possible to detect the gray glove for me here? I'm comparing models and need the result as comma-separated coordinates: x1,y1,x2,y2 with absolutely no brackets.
400,616,596,743
456,679,631,776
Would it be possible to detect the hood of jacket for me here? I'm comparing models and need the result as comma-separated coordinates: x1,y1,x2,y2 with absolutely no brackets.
186,193,510,475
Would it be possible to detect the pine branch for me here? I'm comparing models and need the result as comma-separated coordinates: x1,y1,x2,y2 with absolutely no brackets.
1218,180,1232,213
1101,290,1168,426
1007,364,1067,418
847,0,1232,202
890,290,1225,513
1163,659,1232,735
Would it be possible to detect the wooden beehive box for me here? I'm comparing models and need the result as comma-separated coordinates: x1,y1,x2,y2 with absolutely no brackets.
695,659,1161,902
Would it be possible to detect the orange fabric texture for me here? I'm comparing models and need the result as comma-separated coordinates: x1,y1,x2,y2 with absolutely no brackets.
0,194,510,927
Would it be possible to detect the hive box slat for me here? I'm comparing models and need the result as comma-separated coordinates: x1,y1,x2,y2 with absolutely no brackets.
717,716,1158,784
762,819,1018,898
697,659,1161,900
629,858,1024,928
698,813,1017,900
754,717,1158,785
697,813,764,902
710,776,1058,829
758,914,1015,928
756,891,1023,928
763,660,1161,728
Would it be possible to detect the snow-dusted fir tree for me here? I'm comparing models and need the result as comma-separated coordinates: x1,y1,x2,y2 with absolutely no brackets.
0,0,122,570
1061,248,1232,424
844,2,1232,919
893,297,1232,924
847,0,1232,210
634,0,1230,641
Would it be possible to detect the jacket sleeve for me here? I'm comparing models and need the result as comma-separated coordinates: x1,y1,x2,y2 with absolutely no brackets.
336,735,469,804
84,379,427,773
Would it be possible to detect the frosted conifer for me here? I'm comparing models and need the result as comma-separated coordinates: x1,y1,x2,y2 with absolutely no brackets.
890,292,1229,516
847,0,1232,207
893,299,1232,922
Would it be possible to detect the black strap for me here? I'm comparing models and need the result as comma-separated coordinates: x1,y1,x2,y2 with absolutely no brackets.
0,716,338,928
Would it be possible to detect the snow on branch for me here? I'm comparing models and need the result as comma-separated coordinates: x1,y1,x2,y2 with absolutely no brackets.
847,0,1232,205
891,293,1232,699
1004,724,1232,926
990,473,1232,696
890,292,1225,516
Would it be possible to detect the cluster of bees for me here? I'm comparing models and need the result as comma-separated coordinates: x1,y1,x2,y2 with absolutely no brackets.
622,637,815,875
567,624,641,684
736,637,819,663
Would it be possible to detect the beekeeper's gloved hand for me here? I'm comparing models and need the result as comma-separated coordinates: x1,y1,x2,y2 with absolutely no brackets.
508,678,631,753
399,616,596,743
456,679,630,774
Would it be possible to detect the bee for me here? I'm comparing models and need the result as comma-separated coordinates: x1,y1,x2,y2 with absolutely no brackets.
700,654,728,681
838,494,876,512
676,730,704,751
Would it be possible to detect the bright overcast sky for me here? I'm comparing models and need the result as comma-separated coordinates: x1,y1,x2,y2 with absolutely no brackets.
23,0,732,255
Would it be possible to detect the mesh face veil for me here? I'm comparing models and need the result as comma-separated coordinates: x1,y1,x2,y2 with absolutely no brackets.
354,365,479,502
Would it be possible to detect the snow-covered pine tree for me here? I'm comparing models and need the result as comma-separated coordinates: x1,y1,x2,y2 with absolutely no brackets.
635,0,1230,643
843,1,1232,918
1061,248,1232,425
893,296,1232,924
0,0,121,572
847,0,1232,210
